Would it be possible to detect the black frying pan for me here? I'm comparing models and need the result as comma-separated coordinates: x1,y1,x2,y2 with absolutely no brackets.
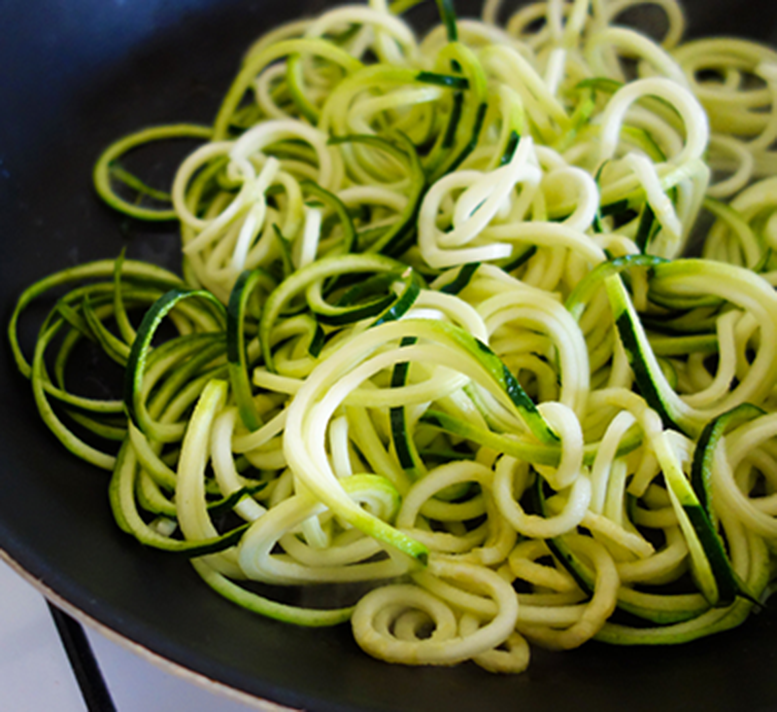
4,1,777,710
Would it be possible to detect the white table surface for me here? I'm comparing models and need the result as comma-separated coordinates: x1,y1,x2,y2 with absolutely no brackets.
0,557,269,712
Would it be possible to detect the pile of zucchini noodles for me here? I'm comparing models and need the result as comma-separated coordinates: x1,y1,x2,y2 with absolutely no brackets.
11,0,777,673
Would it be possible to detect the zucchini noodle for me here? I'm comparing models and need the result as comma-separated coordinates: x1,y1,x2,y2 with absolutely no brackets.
11,0,777,675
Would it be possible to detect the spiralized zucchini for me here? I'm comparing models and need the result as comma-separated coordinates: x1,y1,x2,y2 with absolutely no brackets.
11,0,777,673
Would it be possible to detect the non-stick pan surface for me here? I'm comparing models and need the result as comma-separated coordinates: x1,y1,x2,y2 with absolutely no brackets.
4,1,777,710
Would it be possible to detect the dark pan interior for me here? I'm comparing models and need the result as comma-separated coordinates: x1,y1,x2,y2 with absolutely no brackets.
3,1,777,710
